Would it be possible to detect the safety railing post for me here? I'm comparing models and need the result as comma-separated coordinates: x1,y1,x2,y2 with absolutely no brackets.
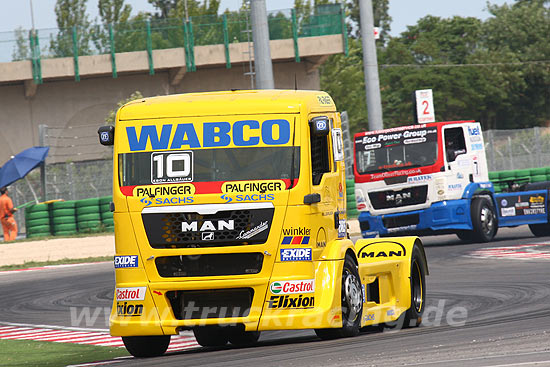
146,19,154,75
109,23,117,78
188,20,196,71
292,9,300,63
340,3,348,56
223,14,231,68
72,26,80,81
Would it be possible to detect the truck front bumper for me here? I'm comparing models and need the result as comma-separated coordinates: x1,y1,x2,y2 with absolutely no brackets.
359,199,473,238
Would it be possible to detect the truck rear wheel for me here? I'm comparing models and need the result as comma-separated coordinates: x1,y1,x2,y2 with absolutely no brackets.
471,198,497,242
122,335,170,357
528,223,550,237
193,326,228,347
403,245,427,328
315,254,362,340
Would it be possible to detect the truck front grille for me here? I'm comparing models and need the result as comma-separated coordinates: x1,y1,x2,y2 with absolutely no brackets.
142,208,274,248
155,253,263,277
369,185,428,210
383,214,420,229
167,288,253,319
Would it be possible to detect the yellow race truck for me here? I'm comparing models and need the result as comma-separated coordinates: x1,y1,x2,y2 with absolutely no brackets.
98,90,428,357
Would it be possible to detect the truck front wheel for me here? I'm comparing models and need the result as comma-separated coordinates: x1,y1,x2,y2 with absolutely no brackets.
122,335,171,357
193,326,228,347
315,254,362,340
471,198,497,242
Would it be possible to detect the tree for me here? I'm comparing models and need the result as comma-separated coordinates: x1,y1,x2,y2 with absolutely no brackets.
50,0,92,57
11,27,30,61
91,0,133,54
105,91,144,123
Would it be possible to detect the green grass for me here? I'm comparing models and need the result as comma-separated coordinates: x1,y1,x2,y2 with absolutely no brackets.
0,256,113,271
0,339,129,366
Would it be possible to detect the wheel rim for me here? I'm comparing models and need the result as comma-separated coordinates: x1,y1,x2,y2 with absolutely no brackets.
480,205,495,236
411,260,423,313
342,268,362,322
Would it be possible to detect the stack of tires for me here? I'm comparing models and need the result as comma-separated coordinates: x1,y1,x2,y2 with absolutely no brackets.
25,203,51,238
99,196,114,231
51,201,77,236
76,198,102,233
346,179,359,218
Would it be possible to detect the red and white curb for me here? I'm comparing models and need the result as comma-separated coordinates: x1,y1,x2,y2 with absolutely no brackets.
468,243,550,260
0,324,198,352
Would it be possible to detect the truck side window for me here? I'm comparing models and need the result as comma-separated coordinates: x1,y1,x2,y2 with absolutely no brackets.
311,134,330,185
444,127,467,162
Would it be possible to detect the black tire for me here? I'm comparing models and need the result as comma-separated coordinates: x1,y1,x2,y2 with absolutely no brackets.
26,211,49,220
53,230,78,236
27,225,51,234
100,204,111,213
99,196,113,205
52,216,76,225
76,198,100,207
456,230,473,243
54,223,77,232
76,206,100,216
315,254,362,340
52,201,76,209
101,212,114,220
26,218,50,227
193,326,228,347
52,209,75,217
227,326,260,347
403,244,427,328
471,197,497,242
122,335,170,358
26,203,49,213
528,223,550,237
77,213,101,221
102,218,114,226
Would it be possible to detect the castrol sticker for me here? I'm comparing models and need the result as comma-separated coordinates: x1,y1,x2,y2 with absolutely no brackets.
116,287,147,301
270,279,315,294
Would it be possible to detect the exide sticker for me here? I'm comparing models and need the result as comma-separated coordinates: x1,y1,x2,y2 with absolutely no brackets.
116,287,146,301
114,255,138,269
280,248,312,261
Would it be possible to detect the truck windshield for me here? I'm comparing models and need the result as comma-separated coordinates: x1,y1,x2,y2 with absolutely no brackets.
355,126,438,175
119,146,300,187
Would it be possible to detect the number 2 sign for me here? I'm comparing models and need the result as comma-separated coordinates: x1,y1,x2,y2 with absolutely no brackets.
415,89,435,124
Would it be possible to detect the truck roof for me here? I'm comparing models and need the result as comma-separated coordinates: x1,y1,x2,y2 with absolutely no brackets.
118,89,336,121
354,120,477,138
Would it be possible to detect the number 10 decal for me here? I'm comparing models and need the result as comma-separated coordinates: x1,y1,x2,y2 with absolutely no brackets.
151,151,193,184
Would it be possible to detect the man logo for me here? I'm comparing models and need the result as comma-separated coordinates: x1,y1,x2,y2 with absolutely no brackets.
202,232,214,241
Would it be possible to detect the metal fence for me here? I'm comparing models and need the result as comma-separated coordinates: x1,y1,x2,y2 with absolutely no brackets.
0,3,347,81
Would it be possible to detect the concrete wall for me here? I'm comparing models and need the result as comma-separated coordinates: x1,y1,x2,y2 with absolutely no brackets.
0,35,343,164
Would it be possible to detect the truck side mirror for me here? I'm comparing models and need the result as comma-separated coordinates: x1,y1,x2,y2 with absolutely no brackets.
303,193,321,205
309,116,330,137
98,125,115,146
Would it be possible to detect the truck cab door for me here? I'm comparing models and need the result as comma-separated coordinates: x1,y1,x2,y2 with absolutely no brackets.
443,126,473,199
307,114,346,257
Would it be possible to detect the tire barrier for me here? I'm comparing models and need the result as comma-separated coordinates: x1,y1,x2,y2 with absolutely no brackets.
25,204,51,238
99,196,114,232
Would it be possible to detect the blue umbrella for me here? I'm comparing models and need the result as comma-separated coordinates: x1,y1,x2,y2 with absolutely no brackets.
0,146,49,188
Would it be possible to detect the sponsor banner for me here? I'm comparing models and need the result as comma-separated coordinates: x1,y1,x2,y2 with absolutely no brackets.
407,174,432,184
267,295,315,309
116,287,147,301
270,279,315,294
282,227,311,236
133,184,195,197
114,255,138,269
125,119,292,152
499,193,547,217
116,302,144,317
221,193,274,203
280,248,312,261
221,180,285,193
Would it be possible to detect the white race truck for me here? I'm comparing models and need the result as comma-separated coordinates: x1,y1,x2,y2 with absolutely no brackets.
354,120,550,242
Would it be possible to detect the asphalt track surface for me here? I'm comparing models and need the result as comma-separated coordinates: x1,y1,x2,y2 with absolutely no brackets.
1,226,549,367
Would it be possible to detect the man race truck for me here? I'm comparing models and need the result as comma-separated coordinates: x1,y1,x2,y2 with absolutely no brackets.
354,120,550,242
98,90,428,357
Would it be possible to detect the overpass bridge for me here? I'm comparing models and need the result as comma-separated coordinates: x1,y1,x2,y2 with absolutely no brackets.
0,4,347,165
